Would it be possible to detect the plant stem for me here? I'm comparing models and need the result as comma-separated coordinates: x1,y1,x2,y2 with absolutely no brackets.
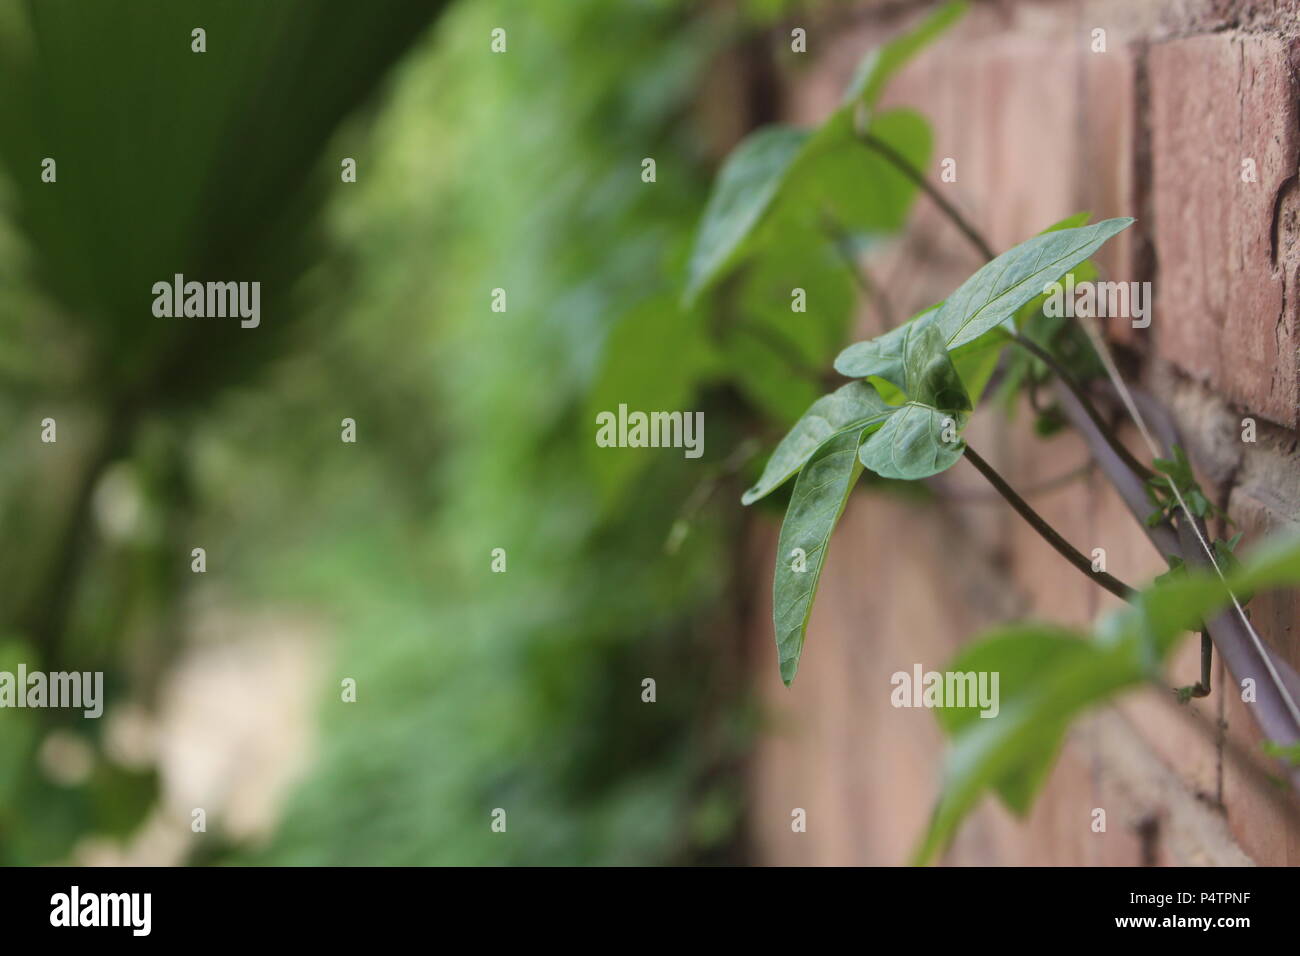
733,320,832,388
934,460,1093,503
822,217,894,328
1008,332,1156,481
21,402,136,671
1194,630,1213,697
859,131,996,262
963,443,1136,602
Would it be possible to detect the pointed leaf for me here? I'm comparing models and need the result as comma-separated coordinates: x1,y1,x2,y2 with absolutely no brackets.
684,126,809,303
784,109,932,237
686,0,964,307
933,218,1133,350
901,320,970,411
833,304,939,383
935,629,1088,814
836,213,1108,388
742,382,891,505
854,322,969,480
913,634,1128,865
772,428,867,685
843,1,967,109
858,401,966,480
915,533,1300,865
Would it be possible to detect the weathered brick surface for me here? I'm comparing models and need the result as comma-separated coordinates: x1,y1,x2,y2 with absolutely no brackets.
1149,33,1300,427
747,495,978,865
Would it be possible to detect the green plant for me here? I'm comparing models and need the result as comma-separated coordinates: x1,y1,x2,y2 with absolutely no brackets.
914,534,1300,864
687,0,1300,863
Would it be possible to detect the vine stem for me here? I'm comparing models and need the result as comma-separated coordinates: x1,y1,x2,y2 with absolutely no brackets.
1007,332,1156,481
963,443,1136,602
822,215,895,328
734,320,829,387
858,131,995,262
933,460,1092,503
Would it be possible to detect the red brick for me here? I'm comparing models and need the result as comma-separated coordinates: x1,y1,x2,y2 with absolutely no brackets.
1149,33,1300,426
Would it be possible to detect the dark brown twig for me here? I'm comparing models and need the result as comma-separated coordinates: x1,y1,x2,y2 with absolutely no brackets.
859,131,996,262
963,443,1135,602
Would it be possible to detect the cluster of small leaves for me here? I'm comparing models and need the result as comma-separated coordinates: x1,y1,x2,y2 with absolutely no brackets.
585,4,970,509
1263,740,1300,767
678,3,970,425
1143,445,1229,528
915,533,1300,864
684,0,1135,686
1155,532,1243,587
681,0,1300,869
738,213,1132,683
682,0,1300,871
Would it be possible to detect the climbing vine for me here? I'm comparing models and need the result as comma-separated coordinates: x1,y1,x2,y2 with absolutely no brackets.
685,1,1300,863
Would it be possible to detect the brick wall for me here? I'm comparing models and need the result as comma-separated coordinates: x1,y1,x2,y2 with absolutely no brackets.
746,0,1300,865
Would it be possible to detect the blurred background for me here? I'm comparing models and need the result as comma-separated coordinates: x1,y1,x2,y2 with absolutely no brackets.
0,0,819,866
4,0,1299,867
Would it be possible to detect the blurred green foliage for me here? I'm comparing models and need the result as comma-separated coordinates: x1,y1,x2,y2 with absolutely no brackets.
244,0,768,866
0,0,452,864
0,0,782,865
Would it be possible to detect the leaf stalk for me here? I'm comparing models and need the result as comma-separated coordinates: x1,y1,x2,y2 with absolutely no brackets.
858,131,995,262
963,443,1136,603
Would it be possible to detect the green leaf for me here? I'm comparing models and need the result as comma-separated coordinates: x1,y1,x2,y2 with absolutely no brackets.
914,532,1300,864
737,228,855,363
951,335,1003,406
586,295,711,506
1102,531,1300,660
726,225,856,423
686,0,965,305
900,320,970,411
1144,444,1230,528
838,213,1110,394
935,628,1089,814
933,218,1134,350
742,381,891,505
684,126,809,303
993,256,1100,415
772,428,867,685
730,338,824,425
784,109,932,238
1262,740,1300,766
833,304,939,385
857,401,966,480
842,1,967,110
855,322,970,481
913,633,1132,866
